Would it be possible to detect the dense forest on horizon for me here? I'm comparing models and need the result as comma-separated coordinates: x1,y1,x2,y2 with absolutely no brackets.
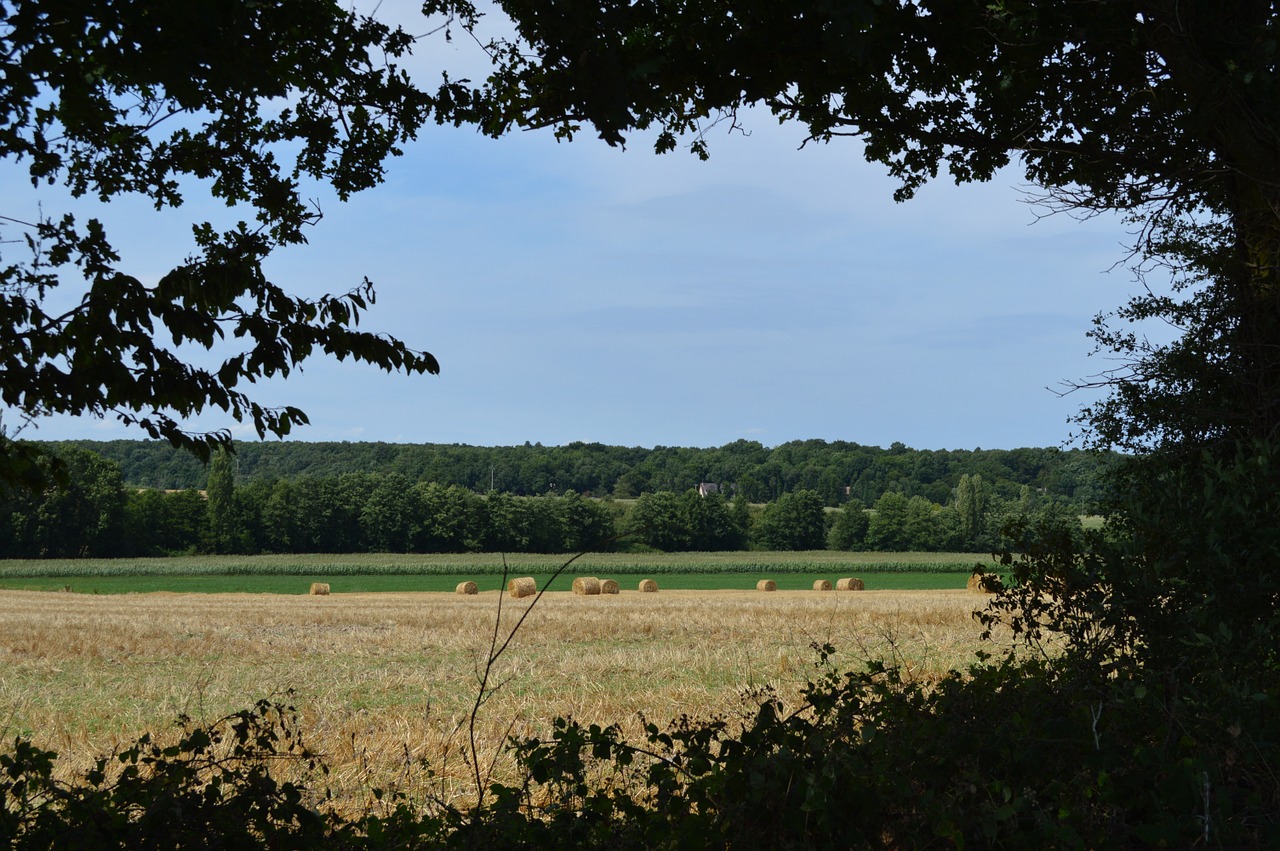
38,438,1116,510
2,443,1087,558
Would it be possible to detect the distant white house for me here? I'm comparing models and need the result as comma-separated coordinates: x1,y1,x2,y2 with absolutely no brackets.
697,482,721,497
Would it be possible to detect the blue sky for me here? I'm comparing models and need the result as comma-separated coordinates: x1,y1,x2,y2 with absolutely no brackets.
4,4,1148,453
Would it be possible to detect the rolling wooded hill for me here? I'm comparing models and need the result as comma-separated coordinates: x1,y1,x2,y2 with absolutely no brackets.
40,438,1114,510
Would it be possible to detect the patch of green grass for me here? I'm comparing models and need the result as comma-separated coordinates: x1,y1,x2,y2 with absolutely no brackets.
0,551,997,593
0,572,978,594
0,550,996,578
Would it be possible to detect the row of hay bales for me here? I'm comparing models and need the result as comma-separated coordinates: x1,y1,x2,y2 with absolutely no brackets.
506,576,660,598
313,579,645,597
755,577,866,592
312,578,871,596
314,581,486,596
316,574,994,596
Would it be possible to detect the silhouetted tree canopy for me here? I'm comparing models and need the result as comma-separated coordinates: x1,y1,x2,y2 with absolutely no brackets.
0,0,461,491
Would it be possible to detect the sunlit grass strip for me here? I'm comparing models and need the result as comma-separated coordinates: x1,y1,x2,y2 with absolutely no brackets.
0,572,977,594
0,551,995,578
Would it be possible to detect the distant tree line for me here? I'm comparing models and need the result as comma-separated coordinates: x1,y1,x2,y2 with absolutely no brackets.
0,445,1086,558
39,437,1114,510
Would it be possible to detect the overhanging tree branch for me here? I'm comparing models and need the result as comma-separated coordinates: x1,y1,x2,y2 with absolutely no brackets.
0,0,473,491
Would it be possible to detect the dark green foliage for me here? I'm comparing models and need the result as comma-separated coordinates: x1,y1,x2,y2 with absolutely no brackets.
680,491,746,551
864,492,912,552
864,490,1010,553
2,448,1082,556
751,489,825,551
826,498,868,551
205,448,238,554
0,446,126,557
952,472,993,550
124,489,207,557
358,474,418,554
231,483,618,556
627,491,688,551
986,440,1280,742
412,483,482,553
46,438,1115,512
0,0,454,493
287,475,377,554
0,698,333,850
556,491,616,551
627,489,749,552
477,642,1278,849
479,491,562,553
10,438,1108,556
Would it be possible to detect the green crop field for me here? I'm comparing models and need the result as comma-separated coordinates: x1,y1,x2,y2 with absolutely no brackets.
0,550,997,593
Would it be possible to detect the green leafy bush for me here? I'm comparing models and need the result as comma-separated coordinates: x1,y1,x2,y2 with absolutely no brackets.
1,698,331,850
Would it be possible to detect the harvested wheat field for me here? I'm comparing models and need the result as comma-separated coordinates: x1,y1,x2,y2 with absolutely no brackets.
0,588,1001,809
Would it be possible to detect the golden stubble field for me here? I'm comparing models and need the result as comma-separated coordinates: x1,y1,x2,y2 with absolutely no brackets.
0,587,1000,808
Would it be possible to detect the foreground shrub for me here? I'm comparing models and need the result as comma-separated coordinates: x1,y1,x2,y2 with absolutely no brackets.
467,642,1276,850
4,643,1277,849
0,698,333,850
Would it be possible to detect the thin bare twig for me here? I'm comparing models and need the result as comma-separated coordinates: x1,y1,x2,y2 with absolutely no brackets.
465,533,628,814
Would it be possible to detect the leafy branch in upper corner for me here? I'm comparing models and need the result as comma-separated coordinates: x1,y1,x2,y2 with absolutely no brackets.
0,0,481,492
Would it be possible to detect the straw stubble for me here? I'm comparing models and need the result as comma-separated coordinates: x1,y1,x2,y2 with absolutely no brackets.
0,587,992,818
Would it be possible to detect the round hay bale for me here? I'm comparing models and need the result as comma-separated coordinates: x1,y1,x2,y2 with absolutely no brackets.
600,579,620,595
638,579,659,593
756,579,777,592
812,579,833,591
968,572,997,594
508,576,537,599
572,576,602,596
836,577,865,591
309,582,331,596
455,580,479,596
